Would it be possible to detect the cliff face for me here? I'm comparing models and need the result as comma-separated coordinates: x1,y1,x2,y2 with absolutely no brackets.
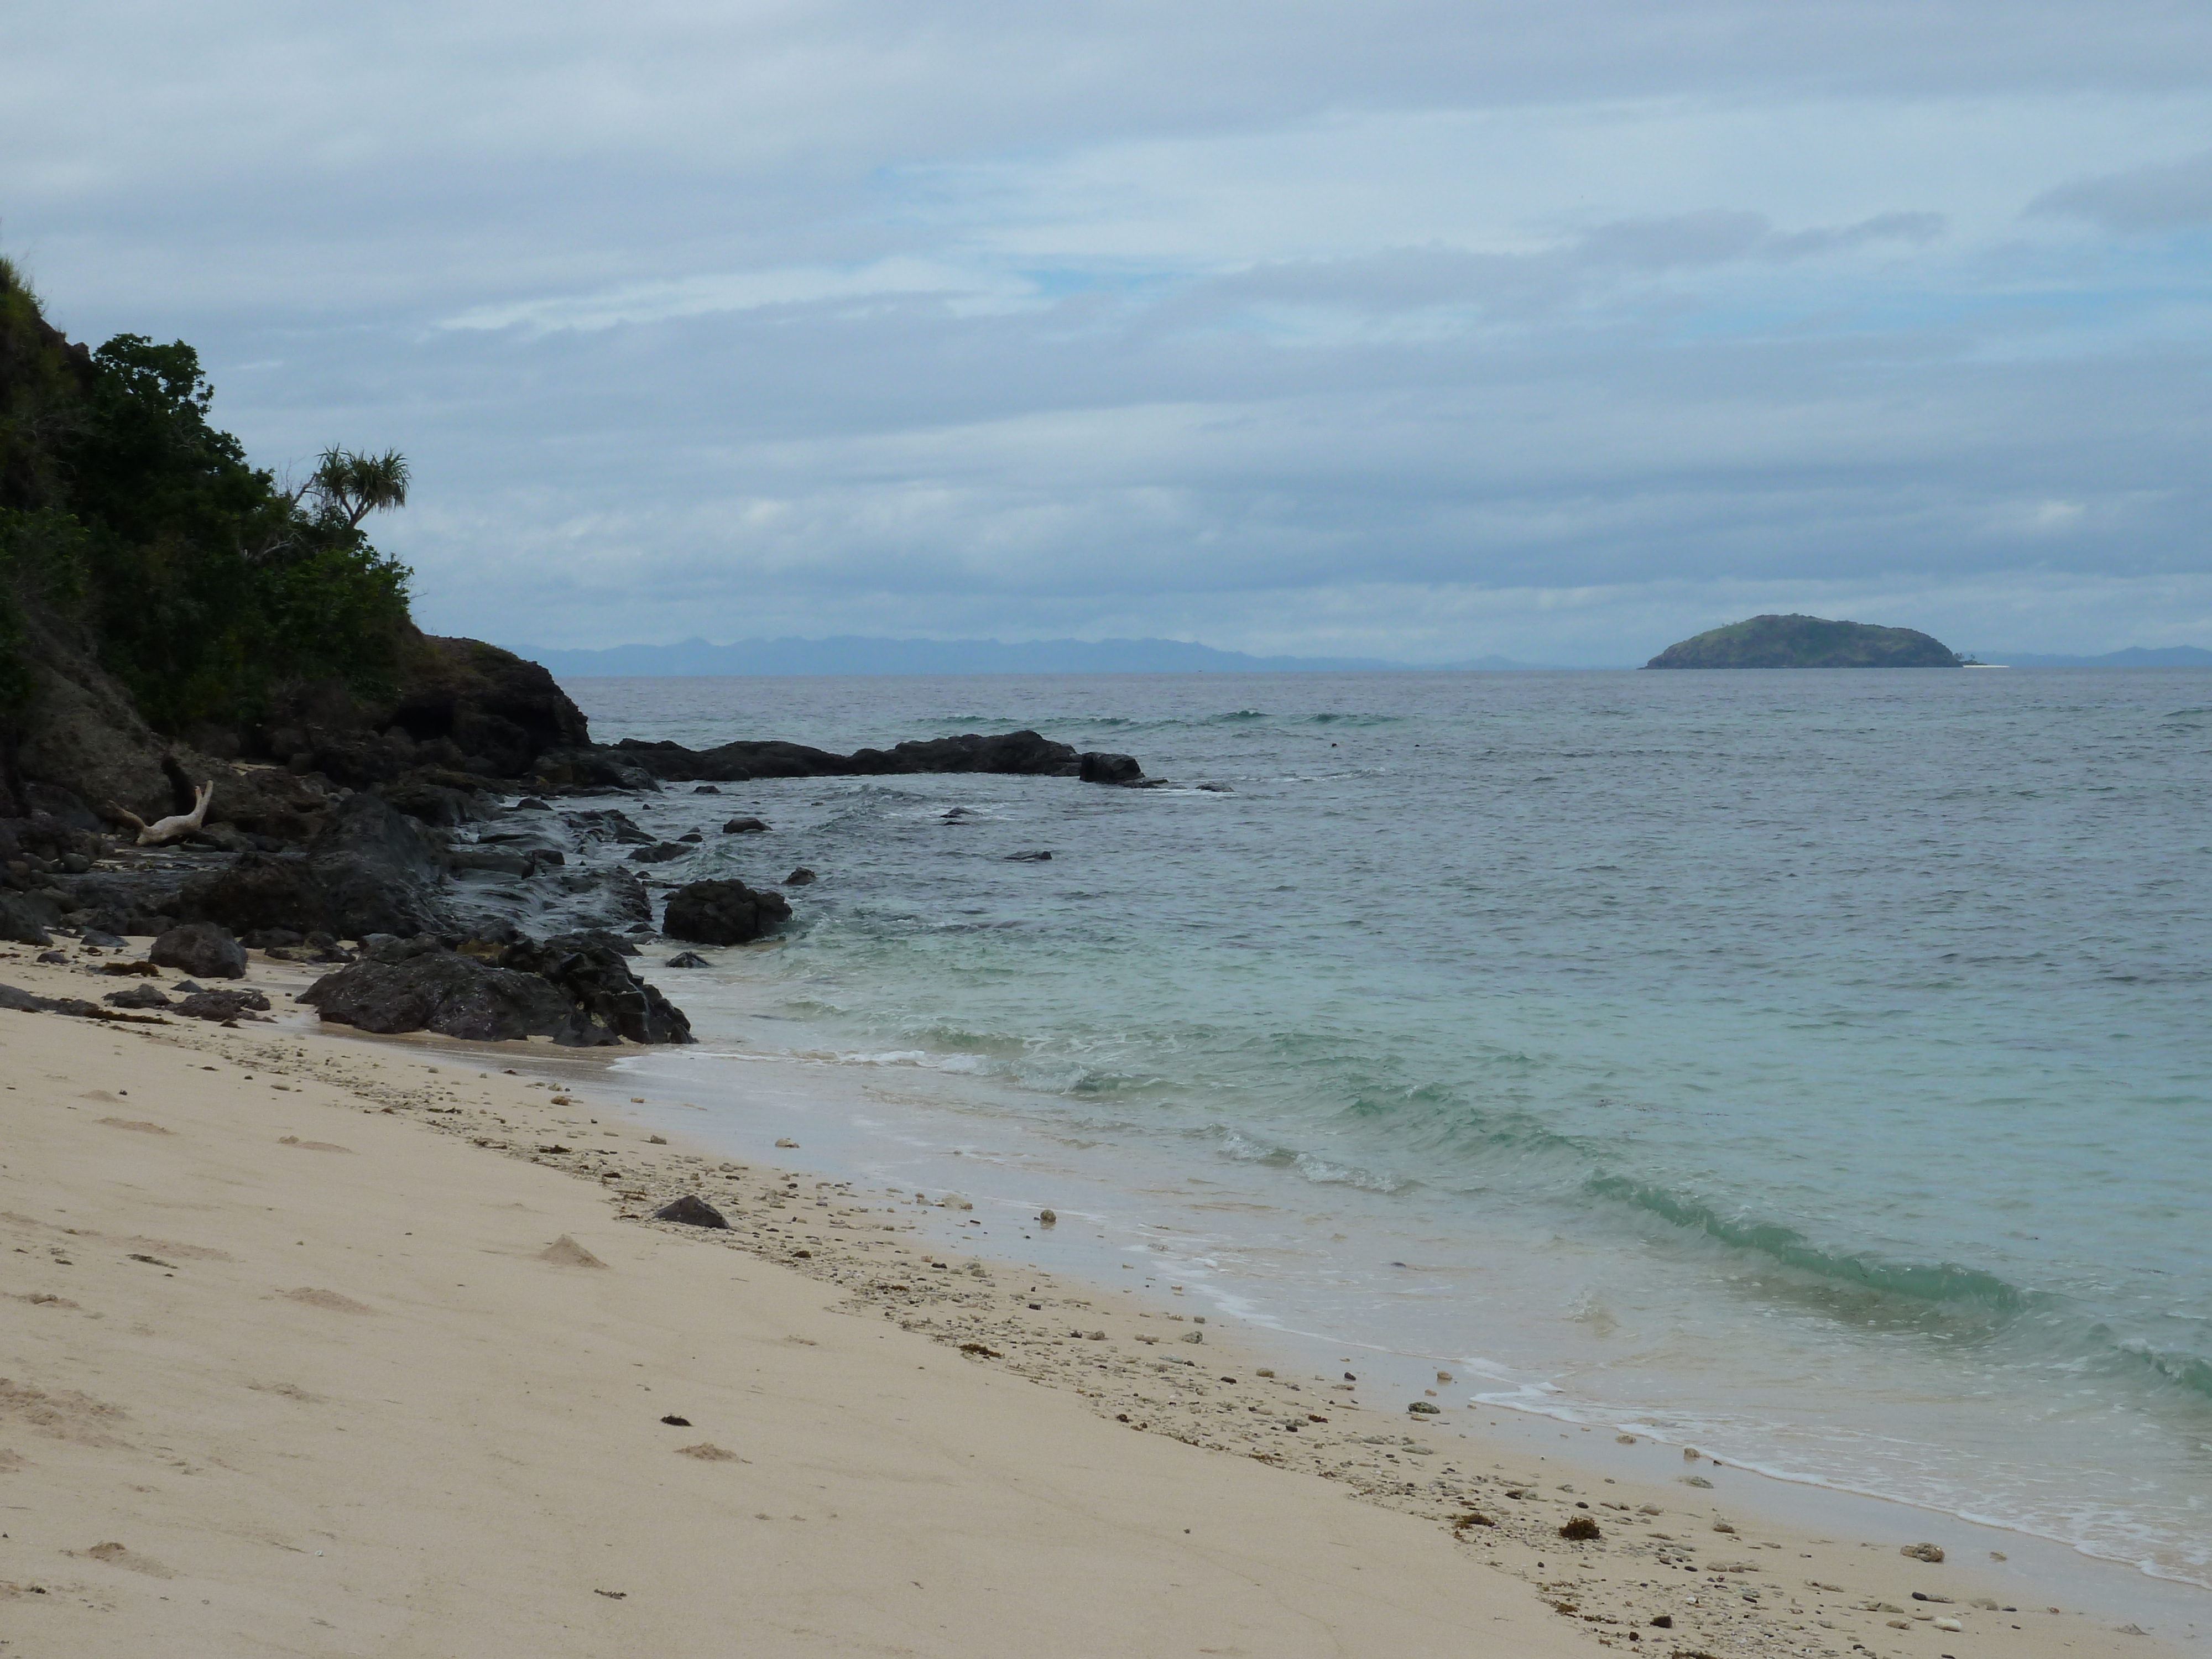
1646,614,1961,669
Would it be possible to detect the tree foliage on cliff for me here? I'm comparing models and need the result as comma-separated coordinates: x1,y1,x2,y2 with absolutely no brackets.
0,257,414,727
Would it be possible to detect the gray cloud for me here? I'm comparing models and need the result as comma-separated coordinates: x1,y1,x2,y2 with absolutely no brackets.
2027,150,2212,230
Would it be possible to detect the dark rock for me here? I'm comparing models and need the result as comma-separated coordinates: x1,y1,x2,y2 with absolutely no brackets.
173,980,205,993
663,951,709,968
575,728,1083,785
565,808,655,846
149,922,248,979
663,879,791,946
691,785,721,794
382,778,490,827
0,982,50,1012
300,953,572,1041
174,988,270,1022
627,841,692,864
549,865,652,930
1003,850,1052,862
1650,1615,1673,1629
103,983,172,1009
1646,613,1962,669
302,791,455,939
359,932,448,965
241,927,304,950
513,797,551,811
676,831,702,843
782,867,817,885
81,930,126,948
721,816,769,834
1078,752,1145,785
382,636,594,779
447,846,536,877
36,948,66,963
0,891,59,945
500,933,692,1045
651,1195,728,1229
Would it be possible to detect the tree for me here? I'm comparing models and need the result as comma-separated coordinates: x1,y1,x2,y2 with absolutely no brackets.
308,446,410,527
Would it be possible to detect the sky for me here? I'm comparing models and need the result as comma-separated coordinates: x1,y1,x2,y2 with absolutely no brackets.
3,0,2209,665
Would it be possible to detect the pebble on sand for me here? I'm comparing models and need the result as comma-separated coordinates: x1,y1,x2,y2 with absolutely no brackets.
1901,1542,1946,1563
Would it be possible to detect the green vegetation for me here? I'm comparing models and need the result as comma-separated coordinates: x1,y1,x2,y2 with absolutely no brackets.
1645,613,1962,669
0,255,414,727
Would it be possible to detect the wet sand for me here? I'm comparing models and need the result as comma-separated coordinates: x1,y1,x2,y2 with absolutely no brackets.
0,939,2184,1657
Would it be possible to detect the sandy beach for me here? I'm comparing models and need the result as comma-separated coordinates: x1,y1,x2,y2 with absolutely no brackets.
0,937,2184,1658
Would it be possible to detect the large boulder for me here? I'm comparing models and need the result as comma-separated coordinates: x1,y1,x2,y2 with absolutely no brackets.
500,934,693,1045
301,791,454,938
149,921,248,979
178,852,322,936
300,952,573,1041
662,879,791,945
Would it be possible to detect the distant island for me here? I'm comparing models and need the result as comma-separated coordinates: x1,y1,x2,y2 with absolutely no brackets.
1646,614,1961,670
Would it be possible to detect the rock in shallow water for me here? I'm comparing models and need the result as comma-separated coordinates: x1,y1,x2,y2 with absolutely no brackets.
662,878,790,945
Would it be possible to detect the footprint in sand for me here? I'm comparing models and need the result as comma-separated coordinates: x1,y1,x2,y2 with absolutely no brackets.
279,1288,375,1314
75,1541,174,1578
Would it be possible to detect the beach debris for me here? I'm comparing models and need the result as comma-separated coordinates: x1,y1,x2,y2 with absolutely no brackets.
1451,1511,1495,1531
1679,1474,1714,1488
594,1588,627,1598
1435,1370,1453,1383
538,1235,608,1269
1407,1400,1441,1415
1712,1520,1736,1533
1616,1433,1637,1443
1648,1614,1673,1629
650,1195,729,1229
677,1442,744,1460
111,778,213,846
958,1342,1003,1358
1558,1515,1601,1541
1037,1208,1056,1226
1901,1542,1946,1563
775,1137,799,1149
658,1415,691,1427
1682,1446,1702,1461
1180,1330,1204,1343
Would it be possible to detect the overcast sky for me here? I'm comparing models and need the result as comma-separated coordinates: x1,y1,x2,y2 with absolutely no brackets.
5,0,2209,662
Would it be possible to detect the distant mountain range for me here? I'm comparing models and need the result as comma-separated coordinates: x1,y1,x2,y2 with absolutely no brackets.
512,636,1582,676
1972,646,2212,667
508,634,2212,678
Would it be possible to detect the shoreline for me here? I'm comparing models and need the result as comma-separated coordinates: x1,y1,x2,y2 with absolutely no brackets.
3,937,2193,1657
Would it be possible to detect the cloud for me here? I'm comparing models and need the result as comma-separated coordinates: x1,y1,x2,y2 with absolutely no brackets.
2027,149,2212,230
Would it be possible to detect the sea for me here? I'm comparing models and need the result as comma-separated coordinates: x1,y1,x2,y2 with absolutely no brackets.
548,668,2212,1596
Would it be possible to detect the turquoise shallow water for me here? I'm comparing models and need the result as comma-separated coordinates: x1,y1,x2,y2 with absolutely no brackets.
559,668,2212,1586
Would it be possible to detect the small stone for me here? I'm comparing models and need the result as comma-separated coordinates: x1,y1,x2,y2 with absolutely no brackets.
1436,1370,1453,1383
663,951,709,968
659,1414,691,1427
1933,1618,1963,1632
1679,1474,1713,1488
1180,1330,1204,1344
1407,1400,1441,1415
650,1195,728,1229
1648,1615,1673,1629
1901,1542,1945,1563
775,1137,799,1149
1037,1208,1056,1226
1616,1433,1637,1444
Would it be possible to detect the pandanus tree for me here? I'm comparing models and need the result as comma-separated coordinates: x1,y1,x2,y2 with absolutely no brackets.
308,446,410,527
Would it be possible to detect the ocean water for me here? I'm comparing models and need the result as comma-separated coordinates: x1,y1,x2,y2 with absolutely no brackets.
552,669,2212,1588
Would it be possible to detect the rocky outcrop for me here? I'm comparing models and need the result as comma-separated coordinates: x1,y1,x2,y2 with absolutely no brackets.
1646,614,1963,669
0,891,60,945
662,878,791,946
178,791,455,940
499,933,693,1045
300,951,573,1041
541,728,1081,787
